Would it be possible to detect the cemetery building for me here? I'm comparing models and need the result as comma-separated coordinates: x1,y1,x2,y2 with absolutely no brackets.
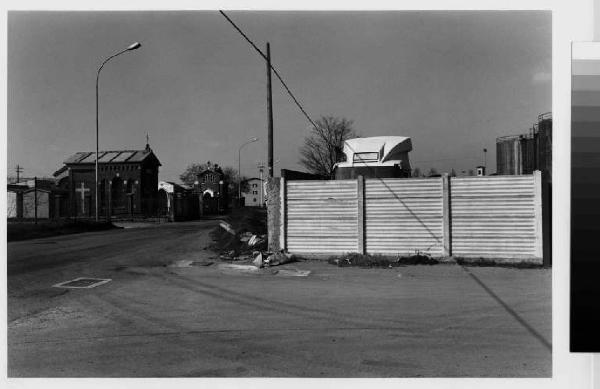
194,162,228,215
53,143,161,218
158,181,198,221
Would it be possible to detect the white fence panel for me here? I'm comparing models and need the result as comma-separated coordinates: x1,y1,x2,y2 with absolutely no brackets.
280,173,542,262
286,180,358,255
450,174,540,259
365,178,445,257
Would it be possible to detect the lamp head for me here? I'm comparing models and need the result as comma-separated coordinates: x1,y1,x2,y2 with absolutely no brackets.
127,42,142,51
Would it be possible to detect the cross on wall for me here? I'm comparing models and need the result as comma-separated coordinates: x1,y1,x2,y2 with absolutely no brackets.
75,182,90,213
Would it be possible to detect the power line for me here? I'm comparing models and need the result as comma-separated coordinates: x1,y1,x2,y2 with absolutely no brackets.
219,11,318,129
219,11,479,173
15,164,23,183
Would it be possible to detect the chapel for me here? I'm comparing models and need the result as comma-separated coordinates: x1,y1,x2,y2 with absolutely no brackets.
53,143,161,218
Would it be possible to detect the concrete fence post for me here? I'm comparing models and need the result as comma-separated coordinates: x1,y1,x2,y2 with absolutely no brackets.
533,170,543,260
357,175,365,254
280,176,287,251
442,173,452,257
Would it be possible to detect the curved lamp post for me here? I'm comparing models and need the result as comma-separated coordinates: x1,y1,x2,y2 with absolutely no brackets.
238,137,259,205
95,42,141,221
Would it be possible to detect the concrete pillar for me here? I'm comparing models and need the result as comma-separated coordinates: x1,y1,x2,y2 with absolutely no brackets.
266,177,282,252
533,170,543,260
279,176,287,251
442,173,452,257
357,175,365,254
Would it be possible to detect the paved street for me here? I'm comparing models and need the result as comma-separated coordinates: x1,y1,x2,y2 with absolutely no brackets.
8,221,551,377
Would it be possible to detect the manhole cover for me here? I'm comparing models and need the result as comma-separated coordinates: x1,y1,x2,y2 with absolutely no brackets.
52,278,111,289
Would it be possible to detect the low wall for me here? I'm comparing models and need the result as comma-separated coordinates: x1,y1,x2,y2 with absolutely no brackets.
267,172,546,264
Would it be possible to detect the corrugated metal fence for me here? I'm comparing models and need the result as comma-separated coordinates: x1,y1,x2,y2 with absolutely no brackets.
451,175,541,259
365,178,445,257
278,171,543,262
286,180,358,254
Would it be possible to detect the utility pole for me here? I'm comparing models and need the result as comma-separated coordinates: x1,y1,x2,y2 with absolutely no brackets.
258,162,265,207
34,176,38,224
266,42,274,178
15,165,23,183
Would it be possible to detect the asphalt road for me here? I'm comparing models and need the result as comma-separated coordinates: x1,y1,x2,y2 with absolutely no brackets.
7,221,551,377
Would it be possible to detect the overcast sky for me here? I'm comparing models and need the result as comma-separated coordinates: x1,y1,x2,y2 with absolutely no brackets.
7,11,551,182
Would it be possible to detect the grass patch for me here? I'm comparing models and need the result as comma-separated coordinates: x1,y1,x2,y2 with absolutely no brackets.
327,253,439,268
209,207,267,256
7,219,120,242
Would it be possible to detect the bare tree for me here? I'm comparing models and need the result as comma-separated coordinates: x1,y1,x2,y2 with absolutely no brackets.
179,162,208,186
180,163,247,192
299,116,356,178
222,166,249,194
427,167,439,177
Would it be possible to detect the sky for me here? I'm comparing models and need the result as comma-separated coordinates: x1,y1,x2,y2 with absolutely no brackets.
7,11,551,182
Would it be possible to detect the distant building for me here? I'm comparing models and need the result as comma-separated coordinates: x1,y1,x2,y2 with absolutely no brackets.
242,178,264,207
157,181,198,221
194,163,228,214
496,112,552,181
7,179,67,220
53,143,161,218
334,136,413,179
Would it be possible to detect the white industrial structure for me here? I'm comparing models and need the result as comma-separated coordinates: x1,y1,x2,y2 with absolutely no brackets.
334,136,413,179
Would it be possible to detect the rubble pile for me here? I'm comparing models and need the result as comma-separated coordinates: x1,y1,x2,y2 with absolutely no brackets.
217,221,295,268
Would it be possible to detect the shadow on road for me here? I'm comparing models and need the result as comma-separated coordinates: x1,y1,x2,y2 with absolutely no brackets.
461,266,551,352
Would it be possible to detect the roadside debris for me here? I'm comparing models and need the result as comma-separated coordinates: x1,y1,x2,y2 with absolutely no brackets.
251,250,296,268
265,252,294,267
169,260,194,268
276,269,311,277
217,263,310,277
328,253,439,268
169,260,214,268
219,221,236,235
252,252,264,268
247,235,264,247
239,231,253,242
218,264,260,273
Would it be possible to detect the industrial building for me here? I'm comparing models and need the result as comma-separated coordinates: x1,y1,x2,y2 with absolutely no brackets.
496,112,552,181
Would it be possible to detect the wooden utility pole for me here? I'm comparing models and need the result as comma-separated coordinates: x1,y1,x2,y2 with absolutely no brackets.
34,176,38,224
16,165,23,183
266,42,274,178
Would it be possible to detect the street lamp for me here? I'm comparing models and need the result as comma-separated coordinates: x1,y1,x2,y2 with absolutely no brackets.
238,137,259,205
95,41,142,222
